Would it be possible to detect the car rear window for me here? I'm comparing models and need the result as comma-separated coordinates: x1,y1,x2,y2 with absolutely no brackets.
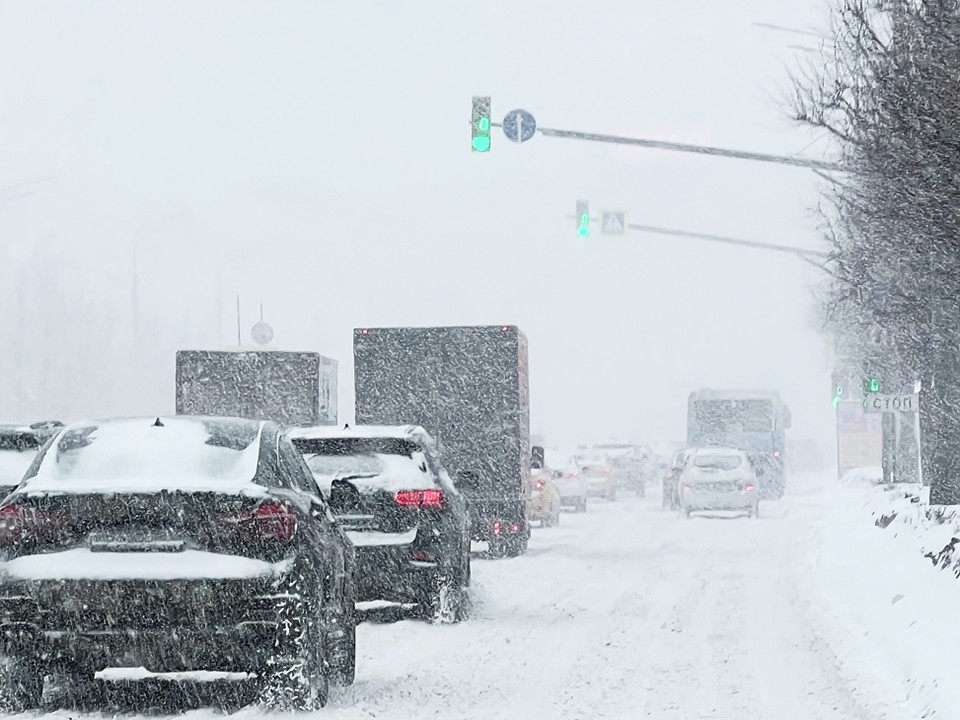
28,419,262,489
294,438,437,495
692,454,742,471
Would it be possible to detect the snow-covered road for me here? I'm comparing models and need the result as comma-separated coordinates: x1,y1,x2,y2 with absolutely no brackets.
26,476,906,719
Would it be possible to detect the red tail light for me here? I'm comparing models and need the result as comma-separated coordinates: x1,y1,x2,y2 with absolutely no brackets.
225,502,298,542
535,480,544,489
395,489,445,508
773,449,781,459
682,484,692,493
510,522,521,533
492,521,502,535
744,483,756,492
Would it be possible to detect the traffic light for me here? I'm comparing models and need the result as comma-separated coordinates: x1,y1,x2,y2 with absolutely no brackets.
863,376,881,394
471,96,491,153
832,384,843,408
576,200,590,238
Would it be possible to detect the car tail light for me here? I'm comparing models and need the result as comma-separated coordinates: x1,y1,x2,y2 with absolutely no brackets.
744,483,756,492
410,549,436,563
492,521,502,535
225,502,298,542
395,489,445,508
773,449,781,459
510,522,521,533
535,480,544,489
682,484,692,493
0,504,63,545
501,325,510,332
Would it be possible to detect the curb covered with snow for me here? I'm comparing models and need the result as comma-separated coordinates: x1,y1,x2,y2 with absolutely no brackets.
805,474,960,719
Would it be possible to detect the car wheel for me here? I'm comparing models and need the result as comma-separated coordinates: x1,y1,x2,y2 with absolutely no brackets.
258,569,328,710
327,616,357,686
56,665,102,710
579,498,588,513
753,504,760,519
553,507,561,526
0,654,44,712
428,569,467,624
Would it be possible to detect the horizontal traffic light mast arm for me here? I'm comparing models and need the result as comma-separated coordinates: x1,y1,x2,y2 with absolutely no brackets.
570,216,829,261
502,121,840,171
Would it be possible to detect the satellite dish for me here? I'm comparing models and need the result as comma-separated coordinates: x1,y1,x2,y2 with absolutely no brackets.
251,322,274,346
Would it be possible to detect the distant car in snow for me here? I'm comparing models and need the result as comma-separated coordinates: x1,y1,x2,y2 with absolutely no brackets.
526,462,561,527
678,447,760,519
544,450,588,513
592,442,652,497
575,449,618,501
663,447,695,510
287,424,471,624
0,416,357,712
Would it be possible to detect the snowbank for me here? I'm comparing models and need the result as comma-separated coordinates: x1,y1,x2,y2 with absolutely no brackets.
806,475,960,718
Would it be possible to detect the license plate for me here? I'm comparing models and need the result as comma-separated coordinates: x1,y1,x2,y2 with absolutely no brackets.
87,530,186,553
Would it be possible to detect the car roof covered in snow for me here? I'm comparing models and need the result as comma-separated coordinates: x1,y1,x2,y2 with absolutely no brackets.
17,416,271,496
286,424,431,442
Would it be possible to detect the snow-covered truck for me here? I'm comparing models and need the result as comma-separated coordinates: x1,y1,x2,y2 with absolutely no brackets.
353,325,531,557
175,350,337,427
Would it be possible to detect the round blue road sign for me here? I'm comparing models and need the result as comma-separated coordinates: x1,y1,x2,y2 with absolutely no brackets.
502,109,537,143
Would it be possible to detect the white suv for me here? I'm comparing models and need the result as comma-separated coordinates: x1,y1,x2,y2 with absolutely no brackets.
679,447,760,518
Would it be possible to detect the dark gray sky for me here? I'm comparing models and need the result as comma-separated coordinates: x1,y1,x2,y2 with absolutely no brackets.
0,0,835,448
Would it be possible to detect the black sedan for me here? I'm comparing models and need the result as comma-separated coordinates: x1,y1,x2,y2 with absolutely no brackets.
0,416,356,711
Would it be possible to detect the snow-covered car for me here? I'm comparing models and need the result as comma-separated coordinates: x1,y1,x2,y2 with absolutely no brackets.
527,466,561,527
593,442,651,496
663,447,695,510
575,449,618,501
679,447,760,518
0,425,45,498
288,424,471,623
0,416,357,712
545,450,588,512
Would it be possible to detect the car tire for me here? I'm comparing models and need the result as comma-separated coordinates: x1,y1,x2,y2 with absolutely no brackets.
428,569,468,624
257,570,328,711
327,617,357,686
0,653,44,712
578,497,588,513
56,665,102,710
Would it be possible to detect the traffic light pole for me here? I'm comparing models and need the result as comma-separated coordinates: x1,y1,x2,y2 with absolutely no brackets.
490,122,840,172
567,214,829,264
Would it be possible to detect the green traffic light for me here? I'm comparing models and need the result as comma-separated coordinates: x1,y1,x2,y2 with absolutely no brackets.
472,136,491,152
577,225,590,238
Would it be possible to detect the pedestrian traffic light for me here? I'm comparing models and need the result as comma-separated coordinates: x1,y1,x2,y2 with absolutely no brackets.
576,200,590,238
471,96,491,153
863,377,880,394
832,384,843,408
